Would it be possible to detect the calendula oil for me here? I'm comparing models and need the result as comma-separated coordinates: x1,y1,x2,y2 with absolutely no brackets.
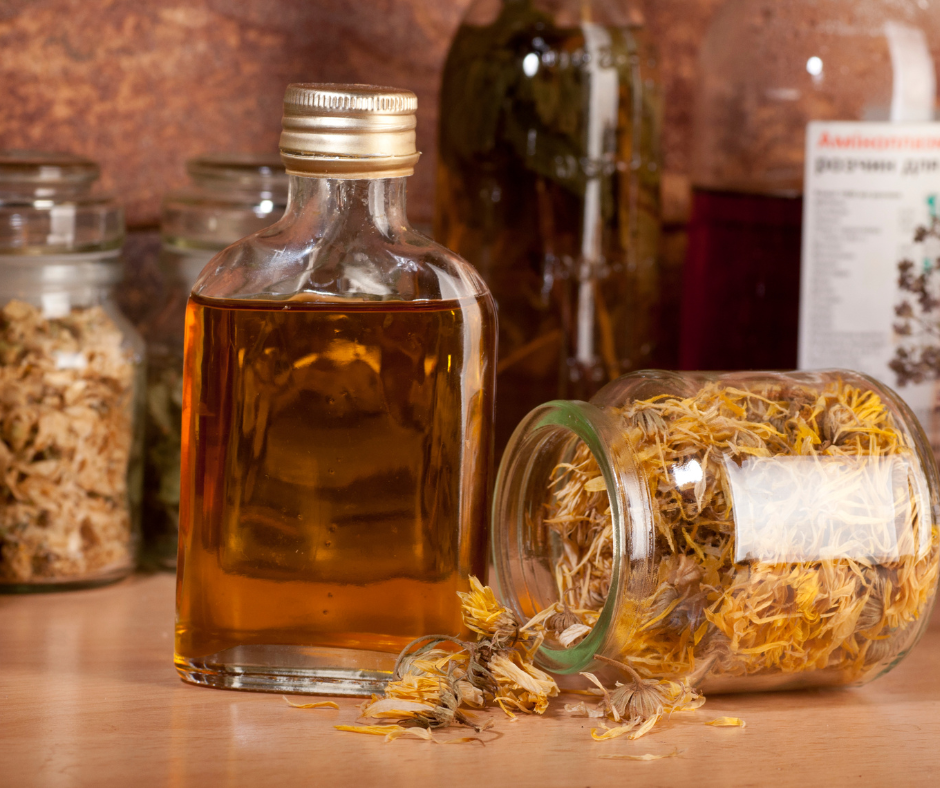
174,85,496,695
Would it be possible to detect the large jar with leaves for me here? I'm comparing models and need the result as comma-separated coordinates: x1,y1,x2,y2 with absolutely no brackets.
436,0,662,454
140,155,287,568
493,369,940,691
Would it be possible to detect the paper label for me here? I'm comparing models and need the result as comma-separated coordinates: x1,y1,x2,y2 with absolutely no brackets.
798,121,940,450
728,455,919,565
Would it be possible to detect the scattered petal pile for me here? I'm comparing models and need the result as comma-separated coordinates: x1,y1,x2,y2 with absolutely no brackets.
336,577,559,740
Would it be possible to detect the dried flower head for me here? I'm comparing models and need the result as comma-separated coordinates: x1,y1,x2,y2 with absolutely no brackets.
340,578,558,742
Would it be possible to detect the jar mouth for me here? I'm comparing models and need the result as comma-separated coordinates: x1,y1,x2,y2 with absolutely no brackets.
491,400,655,675
0,151,99,188
186,153,287,192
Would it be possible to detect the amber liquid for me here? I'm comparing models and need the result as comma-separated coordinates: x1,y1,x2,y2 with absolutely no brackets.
680,189,804,371
175,294,495,672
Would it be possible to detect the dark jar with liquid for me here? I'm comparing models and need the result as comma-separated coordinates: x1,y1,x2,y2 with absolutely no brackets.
436,0,663,456
174,85,497,696
681,0,940,371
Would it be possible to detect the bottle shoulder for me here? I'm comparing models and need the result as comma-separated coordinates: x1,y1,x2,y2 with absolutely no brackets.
191,216,492,305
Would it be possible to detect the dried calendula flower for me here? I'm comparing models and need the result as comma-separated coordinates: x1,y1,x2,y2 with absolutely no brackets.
0,300,139,585
568,655,704,740
540,377,940,691
341,577,558,742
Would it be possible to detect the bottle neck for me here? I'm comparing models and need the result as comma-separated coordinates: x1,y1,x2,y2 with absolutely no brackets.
285,175,410,240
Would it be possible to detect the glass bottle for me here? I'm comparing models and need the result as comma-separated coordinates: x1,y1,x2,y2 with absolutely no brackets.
436,0,663,456
0,151,144,591
175,85,497,695
681,0,940,372
493,369,940,691
141,154,287,569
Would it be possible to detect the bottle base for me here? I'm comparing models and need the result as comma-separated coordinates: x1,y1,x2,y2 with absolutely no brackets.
175,644,396,696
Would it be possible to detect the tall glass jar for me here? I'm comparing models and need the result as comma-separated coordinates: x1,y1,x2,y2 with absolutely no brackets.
493,369,940,691
0,152,143,591
681,0,940,372
140,155,287,569
436,0,663,456
175,85,497,696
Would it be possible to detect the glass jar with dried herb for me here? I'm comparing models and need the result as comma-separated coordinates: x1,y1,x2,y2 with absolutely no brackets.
493,369,940,691
175,85,497,695
140,154,287,569
0,151,144,591
436,0,663,456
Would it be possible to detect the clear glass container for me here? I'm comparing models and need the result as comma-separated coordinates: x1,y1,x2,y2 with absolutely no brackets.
141,154,287,569
175,85,497,696
681,0,940,371
494,369,940,691
436,0,663,456
0,151,144,591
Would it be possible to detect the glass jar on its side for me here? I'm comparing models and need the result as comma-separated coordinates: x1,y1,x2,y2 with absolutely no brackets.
0,151,144,591
493,369,940,691
140,154,287,568
436,0,663,457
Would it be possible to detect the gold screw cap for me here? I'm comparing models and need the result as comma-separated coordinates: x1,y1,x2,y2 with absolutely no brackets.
279,83,420,179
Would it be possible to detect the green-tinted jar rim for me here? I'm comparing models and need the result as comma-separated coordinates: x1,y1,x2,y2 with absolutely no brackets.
492,398,656,674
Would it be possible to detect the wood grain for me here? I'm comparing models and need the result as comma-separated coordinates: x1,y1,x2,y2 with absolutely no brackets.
1,573,938,787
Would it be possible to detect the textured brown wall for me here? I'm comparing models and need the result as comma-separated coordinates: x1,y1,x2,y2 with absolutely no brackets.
0,0,722,229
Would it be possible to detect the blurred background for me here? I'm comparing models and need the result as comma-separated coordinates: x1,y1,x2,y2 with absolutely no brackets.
0,0,720,314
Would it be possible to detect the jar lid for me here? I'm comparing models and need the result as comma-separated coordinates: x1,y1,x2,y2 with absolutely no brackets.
186,153,287,191
162,153,289,252
0,151,123,256
279,83,421,179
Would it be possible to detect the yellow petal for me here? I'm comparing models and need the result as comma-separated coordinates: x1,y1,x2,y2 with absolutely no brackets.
597,749,679,761
706,717,746,728
283,697,339,710
591,724,636,741
383,727,437,742
361,698,438,718
628,713,662,740
335,724,407,736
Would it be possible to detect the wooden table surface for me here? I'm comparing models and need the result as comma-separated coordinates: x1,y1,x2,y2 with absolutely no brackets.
2,573,939,788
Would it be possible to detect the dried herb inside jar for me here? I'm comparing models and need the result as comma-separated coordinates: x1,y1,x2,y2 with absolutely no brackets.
0,300,138,583
142,351,183,567
543,379,940,684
